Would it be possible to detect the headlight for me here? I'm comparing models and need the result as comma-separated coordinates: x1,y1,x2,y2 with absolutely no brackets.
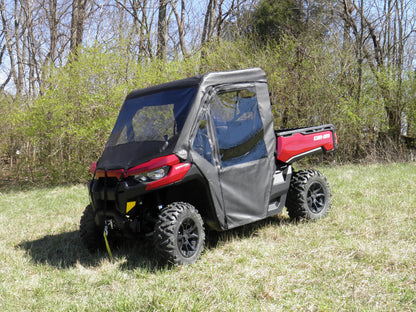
133,166,169,182
134,174,149,182
147,167,168,180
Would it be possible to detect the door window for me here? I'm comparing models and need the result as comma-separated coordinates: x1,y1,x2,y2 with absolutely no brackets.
192,114,214,164
210,87,267,167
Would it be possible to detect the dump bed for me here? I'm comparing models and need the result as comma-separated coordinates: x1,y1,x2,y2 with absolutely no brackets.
275,124,337,164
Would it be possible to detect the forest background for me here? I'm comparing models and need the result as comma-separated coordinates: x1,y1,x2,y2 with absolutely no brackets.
1,0,415,185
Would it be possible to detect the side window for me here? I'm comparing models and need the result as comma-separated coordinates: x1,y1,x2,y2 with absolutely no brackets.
192,114,213,164
210,87,267,167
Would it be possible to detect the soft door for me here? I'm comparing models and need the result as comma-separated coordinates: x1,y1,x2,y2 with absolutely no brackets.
209,85,274,228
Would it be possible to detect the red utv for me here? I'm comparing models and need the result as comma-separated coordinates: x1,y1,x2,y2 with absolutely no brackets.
80,68,337,265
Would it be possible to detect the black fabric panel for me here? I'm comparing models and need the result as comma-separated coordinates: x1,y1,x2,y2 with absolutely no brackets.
97,141,175,170
126,76,202,100
220,158,271,228
189,151,226,230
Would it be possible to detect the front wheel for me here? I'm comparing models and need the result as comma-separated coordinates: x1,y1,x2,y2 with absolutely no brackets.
80,204,103,251
154,202,205,265
286,169,331,220
80,204,121,252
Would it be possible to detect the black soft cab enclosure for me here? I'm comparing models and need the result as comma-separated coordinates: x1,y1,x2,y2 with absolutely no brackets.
82,68,336,265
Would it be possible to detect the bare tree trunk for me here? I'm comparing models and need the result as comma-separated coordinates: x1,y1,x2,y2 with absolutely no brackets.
14,0,25,97
70,0,87,56
132,0,149,60
356,0,364,105
141,0,151,59
171,0,187,57
157,0,167,59
115,0,153,59
47,0,58,64
25,1,37,99
394,0,405,137
217,0,223,38
340,17,350,83
201,0,217,46
384,0,392,67
0,0,18,92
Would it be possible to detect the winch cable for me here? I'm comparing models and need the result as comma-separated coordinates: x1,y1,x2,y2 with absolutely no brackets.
103,221,113,261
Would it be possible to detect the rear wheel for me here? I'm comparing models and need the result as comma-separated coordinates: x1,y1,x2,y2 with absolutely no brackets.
286,170,331,220
154,202,205,265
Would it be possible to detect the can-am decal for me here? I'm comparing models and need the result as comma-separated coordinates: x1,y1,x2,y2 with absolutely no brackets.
314,133,331,141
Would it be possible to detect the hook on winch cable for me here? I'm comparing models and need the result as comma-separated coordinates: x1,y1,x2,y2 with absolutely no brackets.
103,220,114,261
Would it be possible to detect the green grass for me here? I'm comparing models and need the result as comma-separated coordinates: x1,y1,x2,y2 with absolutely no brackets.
0,163,415,311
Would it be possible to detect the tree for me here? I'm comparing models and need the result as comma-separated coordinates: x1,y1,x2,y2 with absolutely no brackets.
171,0,187,57
70,0,88,56
156,0,168,59
201,0,217,45
339,0,416,139
251,0,305,43
46,0,58,64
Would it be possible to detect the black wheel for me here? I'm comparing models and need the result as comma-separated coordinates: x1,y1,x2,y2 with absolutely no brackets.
286,169,331,220
80,205,122,252
154,202,205,265
80,204,103,251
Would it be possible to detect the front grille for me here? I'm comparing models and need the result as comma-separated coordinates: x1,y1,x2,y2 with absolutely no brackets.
97,177,119,188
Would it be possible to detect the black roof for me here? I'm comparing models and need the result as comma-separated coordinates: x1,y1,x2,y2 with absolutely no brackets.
126,76,202,100
125,67,267,100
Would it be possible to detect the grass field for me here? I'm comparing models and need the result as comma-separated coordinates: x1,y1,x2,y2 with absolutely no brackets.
0,163,415,311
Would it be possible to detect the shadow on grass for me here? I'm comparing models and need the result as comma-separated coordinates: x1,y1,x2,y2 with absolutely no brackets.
17,231,161,271
206,214,290,248
18,214,291,271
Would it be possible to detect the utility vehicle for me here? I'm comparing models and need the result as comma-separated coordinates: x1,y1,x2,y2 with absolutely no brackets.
80,68,337,265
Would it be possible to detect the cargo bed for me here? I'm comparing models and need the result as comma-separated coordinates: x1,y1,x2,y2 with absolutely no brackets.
275,124,337,164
